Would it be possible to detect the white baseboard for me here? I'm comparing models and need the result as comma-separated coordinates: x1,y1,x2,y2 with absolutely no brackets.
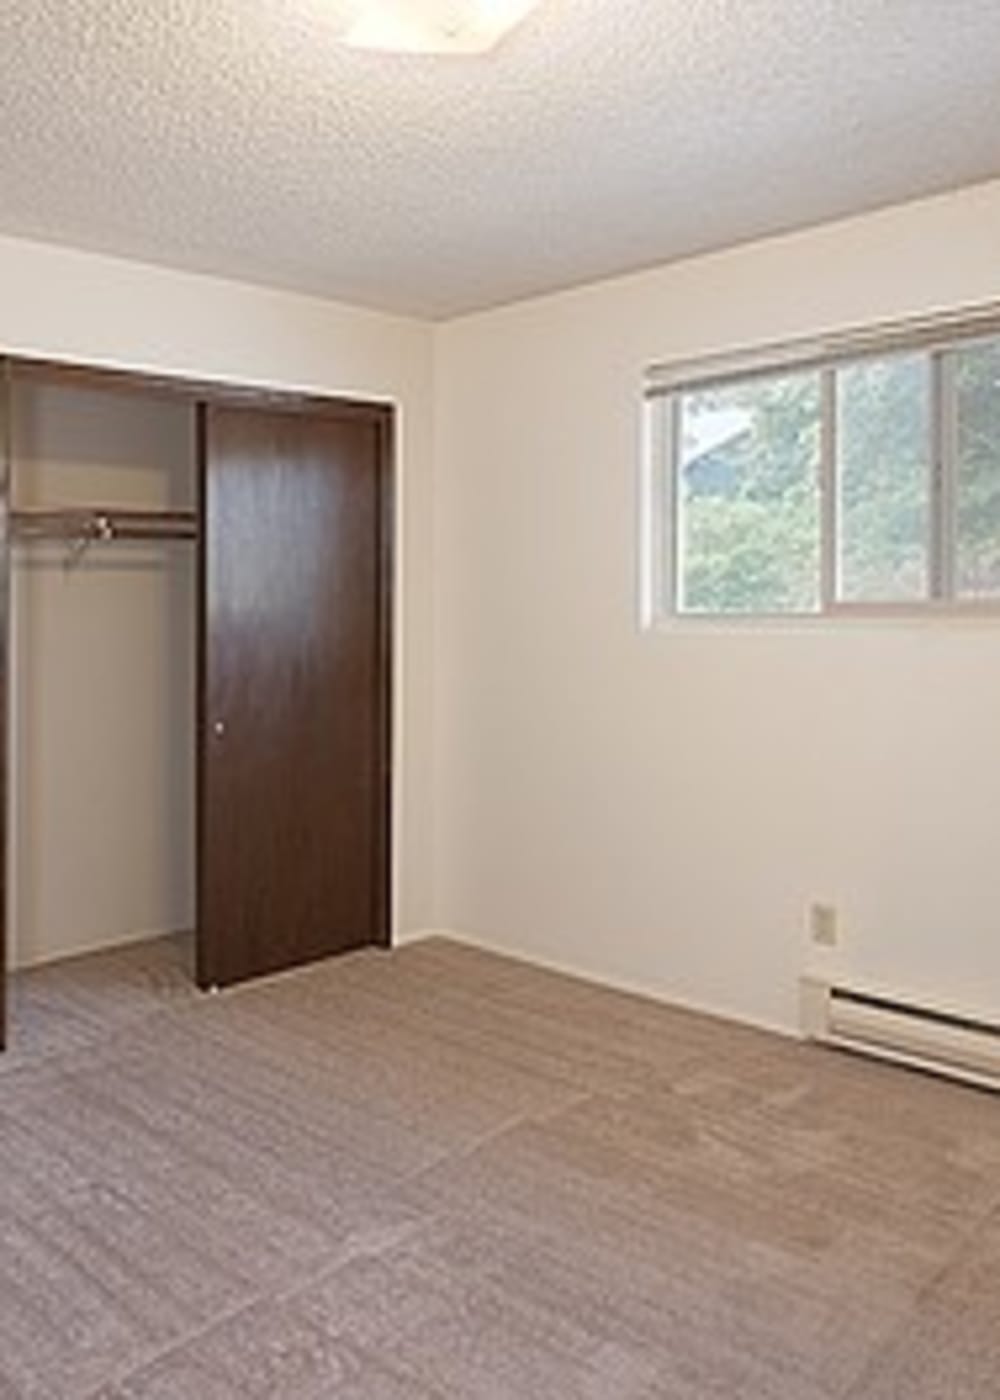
15,923,795,1047
392,925,453,947
11,924,189,972
407,926,796,1042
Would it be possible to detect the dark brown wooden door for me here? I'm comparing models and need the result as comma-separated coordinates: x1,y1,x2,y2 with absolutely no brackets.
197,403,391,989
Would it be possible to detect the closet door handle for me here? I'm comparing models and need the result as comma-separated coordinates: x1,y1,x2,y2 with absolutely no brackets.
212,719,227,739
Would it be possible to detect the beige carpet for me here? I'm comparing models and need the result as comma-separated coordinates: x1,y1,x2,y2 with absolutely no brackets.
2,935,1000,1398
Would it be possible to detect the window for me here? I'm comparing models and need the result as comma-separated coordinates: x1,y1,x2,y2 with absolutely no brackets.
954,338,1000,600
836,354,931,604
676,371,821,615
645,315,1000,620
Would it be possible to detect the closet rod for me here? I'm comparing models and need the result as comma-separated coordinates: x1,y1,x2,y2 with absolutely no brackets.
10,507,198,543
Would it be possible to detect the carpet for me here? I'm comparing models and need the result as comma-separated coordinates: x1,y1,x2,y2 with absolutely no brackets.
2,934,1000,1397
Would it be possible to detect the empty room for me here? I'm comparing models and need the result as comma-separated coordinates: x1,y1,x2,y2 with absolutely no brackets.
2,1,1000,1396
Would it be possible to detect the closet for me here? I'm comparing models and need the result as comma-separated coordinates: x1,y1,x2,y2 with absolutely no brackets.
0,359,393,1049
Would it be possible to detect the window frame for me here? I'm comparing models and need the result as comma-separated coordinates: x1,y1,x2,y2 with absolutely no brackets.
643,303,1000,626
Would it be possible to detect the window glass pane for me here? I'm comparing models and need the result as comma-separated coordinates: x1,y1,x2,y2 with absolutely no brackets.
954,339,1000,599
676,371,821,614
836,354,931,602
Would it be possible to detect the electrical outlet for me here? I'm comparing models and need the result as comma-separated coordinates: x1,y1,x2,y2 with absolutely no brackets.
810,903,839,948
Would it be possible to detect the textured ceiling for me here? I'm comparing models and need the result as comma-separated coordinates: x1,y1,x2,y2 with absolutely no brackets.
1,1,999,318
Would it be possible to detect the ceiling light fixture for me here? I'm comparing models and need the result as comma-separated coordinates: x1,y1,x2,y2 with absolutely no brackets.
337,0,541,55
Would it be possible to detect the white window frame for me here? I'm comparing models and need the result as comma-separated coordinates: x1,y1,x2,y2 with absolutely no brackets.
642,302,1000,626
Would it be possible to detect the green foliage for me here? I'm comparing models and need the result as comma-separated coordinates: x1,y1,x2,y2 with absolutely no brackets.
837,355,928,602
956,341,1000,596
676,342,1000,612
680,372,820,613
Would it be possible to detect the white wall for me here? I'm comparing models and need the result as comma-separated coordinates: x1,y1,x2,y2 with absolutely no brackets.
11,385,196,966
0,235,435,960
433,179,1000,1033
8,181,1000,1028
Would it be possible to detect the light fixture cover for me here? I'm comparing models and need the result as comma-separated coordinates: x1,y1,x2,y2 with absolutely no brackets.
339,0,540,54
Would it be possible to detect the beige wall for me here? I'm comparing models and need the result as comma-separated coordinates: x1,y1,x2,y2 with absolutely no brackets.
433,179,1000,1033
11,385,196,966
0,234,435,962
8,178,1000,1028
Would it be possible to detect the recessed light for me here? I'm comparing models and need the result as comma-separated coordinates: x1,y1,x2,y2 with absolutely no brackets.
338,0,541,55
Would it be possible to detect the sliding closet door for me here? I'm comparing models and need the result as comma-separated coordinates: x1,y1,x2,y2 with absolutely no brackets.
197,403,391,989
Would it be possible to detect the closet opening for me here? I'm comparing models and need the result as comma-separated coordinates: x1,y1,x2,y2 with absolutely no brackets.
10,377,198,986
1,359,395,1051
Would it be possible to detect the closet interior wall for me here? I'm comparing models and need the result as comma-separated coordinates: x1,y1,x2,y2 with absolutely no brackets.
8,380,197,969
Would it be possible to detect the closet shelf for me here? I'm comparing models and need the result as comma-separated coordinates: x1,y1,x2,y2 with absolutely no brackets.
10,506,198,544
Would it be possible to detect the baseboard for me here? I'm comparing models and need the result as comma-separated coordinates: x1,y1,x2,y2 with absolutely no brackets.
414,927,797,1042
16,922,797,1045
392,925,454,947
11,925,190,973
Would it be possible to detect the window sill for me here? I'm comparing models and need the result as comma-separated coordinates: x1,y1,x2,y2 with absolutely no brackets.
643,605,1000,635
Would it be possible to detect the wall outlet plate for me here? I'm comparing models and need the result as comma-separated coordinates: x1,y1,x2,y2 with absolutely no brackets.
810,903,839,947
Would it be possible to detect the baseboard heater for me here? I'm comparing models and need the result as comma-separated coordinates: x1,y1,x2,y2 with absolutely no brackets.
800,975,1000,1090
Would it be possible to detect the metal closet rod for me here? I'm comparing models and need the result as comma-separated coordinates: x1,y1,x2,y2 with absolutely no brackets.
10,506,199,543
